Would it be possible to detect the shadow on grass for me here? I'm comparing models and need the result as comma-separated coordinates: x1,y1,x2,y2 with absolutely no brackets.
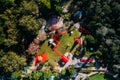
70,42,77,52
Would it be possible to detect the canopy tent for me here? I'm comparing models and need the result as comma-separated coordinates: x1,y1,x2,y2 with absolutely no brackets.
61,55,69,63
33,52,48,66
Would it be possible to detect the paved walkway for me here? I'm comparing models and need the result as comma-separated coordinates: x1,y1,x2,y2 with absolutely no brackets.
75,67,107,80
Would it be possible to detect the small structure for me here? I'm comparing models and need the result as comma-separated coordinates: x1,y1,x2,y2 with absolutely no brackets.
74,37,83,45
33,52,48,66
48,16,64,31
74,62,90,68
75,11,82,19
48,39,56,47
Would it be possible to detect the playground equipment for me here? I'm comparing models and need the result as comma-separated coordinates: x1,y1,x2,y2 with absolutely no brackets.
52,30,69,63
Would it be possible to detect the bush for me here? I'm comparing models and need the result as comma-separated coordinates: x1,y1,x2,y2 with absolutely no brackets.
55,5,63,14
85,35,96,44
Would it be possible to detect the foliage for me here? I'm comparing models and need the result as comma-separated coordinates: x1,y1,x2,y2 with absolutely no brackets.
19,15,39,35
93,50,102,58
0,8,19,47
0,0,120,78
66,65,76,77
43,69,52,79
55,5,63,15
62,13,71,20
30,70,43,80
11,71,22,79
61,69,66,75
52,70,59,78
0,51,26,75
80,70,93,74
85,35,95,44
19,0,39,16
0,27,5,45
39,0,51,9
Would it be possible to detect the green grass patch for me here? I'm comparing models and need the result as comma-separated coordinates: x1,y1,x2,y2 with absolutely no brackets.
80,70,93,74
85,51,93,56
38,30,80,61
58,30,80,54
38,40,60,61
89,73,104,80
89,73,116,80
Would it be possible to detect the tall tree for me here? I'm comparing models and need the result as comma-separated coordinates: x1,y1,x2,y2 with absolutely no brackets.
19,15,39,35
0,51,26,76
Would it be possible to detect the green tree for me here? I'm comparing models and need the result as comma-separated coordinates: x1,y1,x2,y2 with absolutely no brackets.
93,50,102,58
0,8,20,47
0,51,26,76
85,35,95,44
108,28,116,36
0,0,16,12
19,15,39,35
30,70,43,80
38,0,51,9
61,69,66,75
55,5,63,15
11,70,22,79
43,69,52,79
52,70,59,78
65,65,76,78
103,4,112,14
19,0,39,16
0,26,5,45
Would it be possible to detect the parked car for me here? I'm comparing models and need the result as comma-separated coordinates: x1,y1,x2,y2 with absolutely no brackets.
74,62,90,68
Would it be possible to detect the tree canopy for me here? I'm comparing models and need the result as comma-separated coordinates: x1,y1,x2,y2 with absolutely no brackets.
0,0,120,79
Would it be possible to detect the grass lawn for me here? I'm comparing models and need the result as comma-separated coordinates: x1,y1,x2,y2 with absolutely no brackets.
38,29,80,61
89,73,116,80
89,73,104,80
58,29,80,54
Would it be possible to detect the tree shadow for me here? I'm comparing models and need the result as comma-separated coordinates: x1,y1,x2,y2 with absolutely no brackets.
73,47,86,59
70,42,77,52
80,54,96,69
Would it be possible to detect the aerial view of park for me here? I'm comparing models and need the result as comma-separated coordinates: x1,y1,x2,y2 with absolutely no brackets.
0,0,120,80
